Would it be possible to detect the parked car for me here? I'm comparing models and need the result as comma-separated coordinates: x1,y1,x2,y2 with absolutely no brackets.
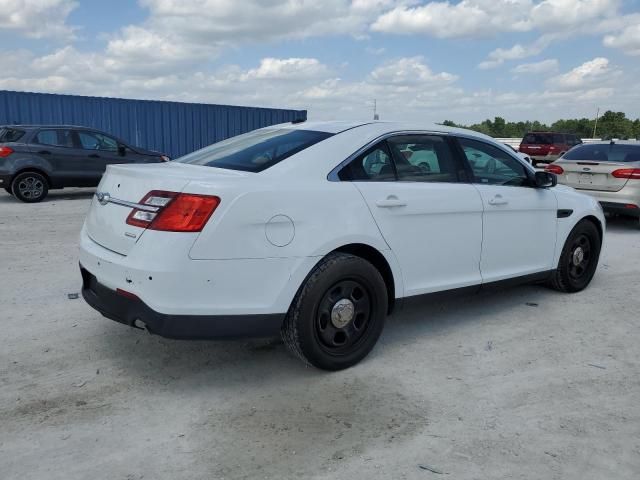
0,125,169,202
519,132,582,166
546,141,640,225
504,143,533,165
79,121,604,370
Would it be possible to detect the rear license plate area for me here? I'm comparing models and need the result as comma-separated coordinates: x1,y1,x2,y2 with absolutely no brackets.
579,173,593,184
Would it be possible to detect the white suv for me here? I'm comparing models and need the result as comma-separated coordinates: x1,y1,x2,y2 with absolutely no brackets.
80,121,605,370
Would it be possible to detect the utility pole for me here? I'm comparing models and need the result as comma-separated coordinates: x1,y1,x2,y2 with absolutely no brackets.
592,107,600,139
373,99,379,120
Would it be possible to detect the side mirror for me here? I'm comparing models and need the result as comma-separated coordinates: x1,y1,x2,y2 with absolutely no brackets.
118,145,126,157
534,171,557,188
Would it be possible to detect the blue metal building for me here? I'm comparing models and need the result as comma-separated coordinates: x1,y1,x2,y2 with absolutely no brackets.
0,90,307,159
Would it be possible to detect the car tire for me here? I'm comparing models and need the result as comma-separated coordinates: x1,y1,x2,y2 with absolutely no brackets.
548,220,601,293
11,171,49,203
282,252,388,370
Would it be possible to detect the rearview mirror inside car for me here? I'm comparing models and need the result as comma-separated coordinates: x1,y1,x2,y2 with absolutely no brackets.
535,171,557,188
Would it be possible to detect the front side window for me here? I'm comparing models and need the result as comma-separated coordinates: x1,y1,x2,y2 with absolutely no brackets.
78,131,119,152
458,137,529,187
339,142,395,181
176,128,334,172
387,135,459,182
35,129,74,148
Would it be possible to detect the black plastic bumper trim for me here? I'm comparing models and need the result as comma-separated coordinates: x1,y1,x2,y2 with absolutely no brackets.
80,266,285,340
600,202,640,217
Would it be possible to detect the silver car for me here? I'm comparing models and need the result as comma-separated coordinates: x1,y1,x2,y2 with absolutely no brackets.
547,141,640,225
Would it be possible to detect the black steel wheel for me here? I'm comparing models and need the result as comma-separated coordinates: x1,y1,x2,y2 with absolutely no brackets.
282,252,388,370
11,171,48,203
548,220,601,293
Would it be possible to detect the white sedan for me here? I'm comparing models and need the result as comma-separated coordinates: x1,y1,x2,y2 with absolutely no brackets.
80,121,605,370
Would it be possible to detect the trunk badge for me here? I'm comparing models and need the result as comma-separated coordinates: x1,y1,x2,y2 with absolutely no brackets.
96,192,111,205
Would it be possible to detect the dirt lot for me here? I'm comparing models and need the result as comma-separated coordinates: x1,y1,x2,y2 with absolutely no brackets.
1,188,639,480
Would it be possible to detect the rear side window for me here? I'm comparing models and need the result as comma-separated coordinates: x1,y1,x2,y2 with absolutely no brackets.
175,128,334,172
35,129,74,148
339,142,396,181
553,134,565,144
387,135,459,183
0,128,24,142
563,144,640,162
522,133,553,144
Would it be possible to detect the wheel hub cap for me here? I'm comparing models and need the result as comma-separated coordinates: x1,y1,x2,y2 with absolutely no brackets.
331,299,355,329
573,246,585,266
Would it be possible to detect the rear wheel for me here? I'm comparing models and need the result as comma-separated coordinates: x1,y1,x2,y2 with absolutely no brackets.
548,220,601,293
282,252,388,370
11,171,48,203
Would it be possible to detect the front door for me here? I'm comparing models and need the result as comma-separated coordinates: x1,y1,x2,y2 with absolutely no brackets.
456,137,558,283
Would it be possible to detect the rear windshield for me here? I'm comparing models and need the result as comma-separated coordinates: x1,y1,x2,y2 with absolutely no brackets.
563,144,640,162
175,128,334,172
522,133,565,144
0,127,25,143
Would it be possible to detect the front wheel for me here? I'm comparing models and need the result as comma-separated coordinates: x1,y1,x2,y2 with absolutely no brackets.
548,220,601,293
282,252,388,370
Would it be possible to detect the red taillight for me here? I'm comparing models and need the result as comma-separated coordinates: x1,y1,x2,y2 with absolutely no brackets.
126,190,220,232
545,164,564,175
0,146,14,158
611,168,640,180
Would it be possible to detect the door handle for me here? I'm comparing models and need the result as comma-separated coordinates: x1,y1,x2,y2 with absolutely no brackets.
88,154,100,158
488,194,508,206
376,196,407,208
38,150,51,155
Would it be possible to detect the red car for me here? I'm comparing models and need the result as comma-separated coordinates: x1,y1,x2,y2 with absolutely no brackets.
519,132,582,167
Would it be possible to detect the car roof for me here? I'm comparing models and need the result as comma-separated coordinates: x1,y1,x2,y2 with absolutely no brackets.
0,125,98,129
275,120,497,141
525,131,575,135
572,140,640,146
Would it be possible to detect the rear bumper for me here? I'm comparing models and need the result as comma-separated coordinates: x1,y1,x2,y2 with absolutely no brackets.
529,154,560,163
600,202,640,217
81,267,284,339
573,188,640,217
0,172,11,186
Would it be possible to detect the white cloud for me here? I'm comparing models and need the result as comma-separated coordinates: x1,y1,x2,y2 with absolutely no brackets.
549,57,619,90
369,56,457,85
372,0,532,38
604,24,640,56
241,58,330,81
371,0,620,38
0,0,77,39
511,58,559,75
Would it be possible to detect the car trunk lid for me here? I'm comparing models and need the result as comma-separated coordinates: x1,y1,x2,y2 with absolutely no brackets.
84,162,247,255
553,159,632,192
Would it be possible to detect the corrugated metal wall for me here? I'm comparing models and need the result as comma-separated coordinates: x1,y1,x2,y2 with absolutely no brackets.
0,90,307,159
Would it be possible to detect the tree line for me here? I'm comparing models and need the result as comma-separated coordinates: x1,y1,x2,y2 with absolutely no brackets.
441,111,640,140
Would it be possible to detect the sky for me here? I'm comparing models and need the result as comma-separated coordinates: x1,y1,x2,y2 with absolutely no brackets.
0,0,639,124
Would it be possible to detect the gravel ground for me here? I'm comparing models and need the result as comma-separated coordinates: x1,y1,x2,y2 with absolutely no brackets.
1,188,639,480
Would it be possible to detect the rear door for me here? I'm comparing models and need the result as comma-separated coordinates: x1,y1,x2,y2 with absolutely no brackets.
346,134,484,297
32,129,88,186
456,136,558,282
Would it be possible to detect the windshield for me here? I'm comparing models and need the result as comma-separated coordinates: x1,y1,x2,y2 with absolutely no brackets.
175,128,334,172
563,144,640,162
